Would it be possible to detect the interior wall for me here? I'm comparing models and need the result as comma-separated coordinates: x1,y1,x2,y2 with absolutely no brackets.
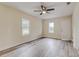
72,3,79,49
42,16,72,40
0,4,42,51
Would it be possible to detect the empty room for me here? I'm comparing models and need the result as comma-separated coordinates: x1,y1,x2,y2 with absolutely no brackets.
0,2,79,57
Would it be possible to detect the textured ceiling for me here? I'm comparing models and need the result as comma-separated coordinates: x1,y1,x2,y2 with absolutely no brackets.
2,2,75,19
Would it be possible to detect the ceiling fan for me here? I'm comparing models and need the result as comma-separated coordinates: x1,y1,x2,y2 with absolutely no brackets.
34,2,71,15
34,5,55,15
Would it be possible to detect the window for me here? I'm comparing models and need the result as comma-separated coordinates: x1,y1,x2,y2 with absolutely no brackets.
48,22,54,33
22,17,30,36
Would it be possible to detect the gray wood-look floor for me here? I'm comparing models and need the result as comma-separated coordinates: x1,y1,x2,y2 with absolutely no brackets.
1,38,79,57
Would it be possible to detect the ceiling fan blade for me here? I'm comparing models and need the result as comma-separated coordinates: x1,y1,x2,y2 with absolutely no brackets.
41,5,44,10
47,8,55,11
67,2,71,5
41,5,47,10
40,13,42,15
34,10,41,12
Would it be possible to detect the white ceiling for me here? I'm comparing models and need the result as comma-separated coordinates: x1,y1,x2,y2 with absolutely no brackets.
2,2,75,19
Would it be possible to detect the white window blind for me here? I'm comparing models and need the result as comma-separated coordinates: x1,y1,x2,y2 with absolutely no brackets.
48,22,54,33
22,17,30,36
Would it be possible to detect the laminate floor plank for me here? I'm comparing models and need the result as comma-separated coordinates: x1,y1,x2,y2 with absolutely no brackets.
1,38,79,57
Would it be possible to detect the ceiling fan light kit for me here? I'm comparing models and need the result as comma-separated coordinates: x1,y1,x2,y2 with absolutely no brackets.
42,11,46,14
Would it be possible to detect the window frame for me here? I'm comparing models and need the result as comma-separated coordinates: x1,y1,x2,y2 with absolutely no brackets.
21,17,30,36
48,21,54,33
